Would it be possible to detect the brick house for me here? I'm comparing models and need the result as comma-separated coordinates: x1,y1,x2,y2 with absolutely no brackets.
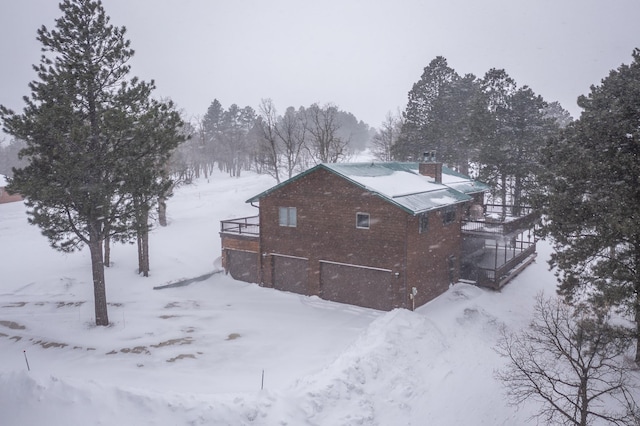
220,158,538,311
0,174,22,204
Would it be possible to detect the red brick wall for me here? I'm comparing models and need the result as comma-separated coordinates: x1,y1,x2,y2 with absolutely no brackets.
220,234,259,253
220,234,259,268
257,167,466,310
405,206,463,308
259,168,408,306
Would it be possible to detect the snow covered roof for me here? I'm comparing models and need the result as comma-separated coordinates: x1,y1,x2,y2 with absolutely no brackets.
247,162,489,215
0,174,7,187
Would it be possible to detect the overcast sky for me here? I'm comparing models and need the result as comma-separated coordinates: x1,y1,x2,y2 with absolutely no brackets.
1,0,639,130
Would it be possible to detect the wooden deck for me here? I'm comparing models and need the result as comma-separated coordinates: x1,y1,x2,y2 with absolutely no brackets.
220,215,259,236
460,204,539,289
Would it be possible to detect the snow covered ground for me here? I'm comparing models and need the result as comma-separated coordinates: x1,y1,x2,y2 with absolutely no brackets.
0,168,561,425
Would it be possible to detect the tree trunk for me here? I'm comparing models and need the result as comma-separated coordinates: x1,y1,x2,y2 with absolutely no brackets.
137,207,150,277
635,313,640,364
137,233,143,273
635,300,640,366
635,260,640,364
104,234,111,267
142,230,149,277
500,173,508,220
579,376,589,426
458,161,469,176
635,239,640,364
89,231,109,326
513,174,522,217
158,195,167,227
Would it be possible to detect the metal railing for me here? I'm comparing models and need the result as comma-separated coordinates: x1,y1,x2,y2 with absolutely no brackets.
470,244,537,289
462,204,540,236
220,215,260,236
484,203,534,218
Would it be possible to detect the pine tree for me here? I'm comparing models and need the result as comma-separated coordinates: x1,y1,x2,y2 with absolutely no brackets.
0,0,182,326
123,99,185,276
201,99,224,175
393,56,458,160
393,57,491,171
537,48,640,362
477,69,517,211
429,73,488,173
479,70,556,215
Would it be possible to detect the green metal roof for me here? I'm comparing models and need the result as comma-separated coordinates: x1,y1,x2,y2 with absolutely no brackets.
246,162,489,215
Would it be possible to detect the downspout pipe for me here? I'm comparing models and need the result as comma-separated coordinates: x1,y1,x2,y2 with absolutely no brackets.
404,214,409,310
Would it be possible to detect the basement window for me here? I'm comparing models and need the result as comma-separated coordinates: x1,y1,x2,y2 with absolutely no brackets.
356,212,370,229
279,207,297,227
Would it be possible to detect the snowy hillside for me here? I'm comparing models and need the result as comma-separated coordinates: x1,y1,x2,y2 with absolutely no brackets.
0,169,559,425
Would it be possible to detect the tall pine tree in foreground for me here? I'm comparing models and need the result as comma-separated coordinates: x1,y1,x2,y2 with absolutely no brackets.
537,48,640,362
0,0,183,326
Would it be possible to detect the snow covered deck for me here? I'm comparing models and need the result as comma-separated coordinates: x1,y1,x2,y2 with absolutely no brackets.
462,204,540,237
462,242,537,289
461,204,539,289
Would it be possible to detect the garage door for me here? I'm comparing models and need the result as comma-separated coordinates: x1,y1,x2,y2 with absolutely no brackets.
320,261,393,310
226,250,259,283
272,255,310,295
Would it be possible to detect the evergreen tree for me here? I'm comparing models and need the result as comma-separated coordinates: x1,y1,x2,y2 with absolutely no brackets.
334,110,370,152
201,99,224,175
123,99,185,276
542,101,573,129
393,56,458,160
217,104,257,177
429,73,488,173
536,48,640,362
477,69,518,210
393,57,491,171
479,70,556,215
0,138,28,176
0,0,182,326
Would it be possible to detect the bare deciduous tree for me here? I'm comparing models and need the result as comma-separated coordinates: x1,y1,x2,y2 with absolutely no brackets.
304,103,348,164
276,106,307,179
495,294,640,426
256,98,281,183
372,111,402,162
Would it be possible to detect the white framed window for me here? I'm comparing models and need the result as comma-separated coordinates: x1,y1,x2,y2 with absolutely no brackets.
279,207,297,227
356,212,370,229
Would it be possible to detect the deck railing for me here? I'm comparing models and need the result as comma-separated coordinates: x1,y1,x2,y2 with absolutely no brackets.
484,203,534,218
474,244,537,289
462,204,540,236
220,215,260,236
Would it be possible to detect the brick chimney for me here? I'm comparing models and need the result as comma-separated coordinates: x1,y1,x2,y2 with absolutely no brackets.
418,151,442,184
